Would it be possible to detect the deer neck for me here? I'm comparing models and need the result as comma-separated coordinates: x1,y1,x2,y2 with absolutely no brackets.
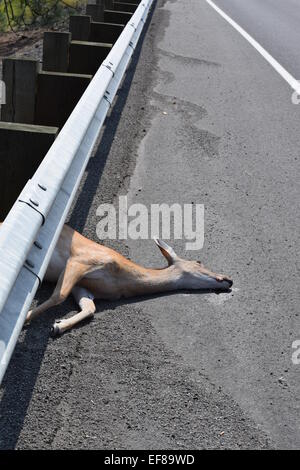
126,263,182,297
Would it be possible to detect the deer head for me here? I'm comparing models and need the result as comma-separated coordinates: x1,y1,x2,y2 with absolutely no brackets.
154,239,233,291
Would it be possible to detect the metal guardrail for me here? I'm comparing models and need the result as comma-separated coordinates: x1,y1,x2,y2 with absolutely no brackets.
0,0,153,385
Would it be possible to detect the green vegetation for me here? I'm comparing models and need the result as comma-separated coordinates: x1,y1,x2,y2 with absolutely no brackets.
0,0,85,31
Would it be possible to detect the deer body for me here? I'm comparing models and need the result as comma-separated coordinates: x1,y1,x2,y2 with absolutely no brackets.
45,226,182,299
21,224,233,336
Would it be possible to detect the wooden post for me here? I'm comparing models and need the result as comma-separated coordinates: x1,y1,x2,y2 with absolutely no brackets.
104,10,132,24
0,122,58,220
69,40,112,75
96,0,114,9
70,15,91,41
35,71,92,128
43,32,71,72
114,2,137,12
104,0,114,8
114,0,138,4
89,21,124,44
1,58,39,124
86,3,104,22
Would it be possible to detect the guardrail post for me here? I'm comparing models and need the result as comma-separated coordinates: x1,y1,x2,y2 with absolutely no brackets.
0,122,58,220
86,2,104,22
96,0,116,9
89,21,124,44
114,2,137,12
104,9,132,24
70,15,91,41
115,0,138,4
35,72,92,128
43,31,71,72
0,58,39,124
69,40,112,75
104,0,114,8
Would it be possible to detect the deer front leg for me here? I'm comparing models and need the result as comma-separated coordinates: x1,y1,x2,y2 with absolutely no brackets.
26,260,88,325
51,286,96,336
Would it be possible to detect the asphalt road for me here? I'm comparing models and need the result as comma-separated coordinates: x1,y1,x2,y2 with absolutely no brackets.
0,0,299,450
213,0,300,78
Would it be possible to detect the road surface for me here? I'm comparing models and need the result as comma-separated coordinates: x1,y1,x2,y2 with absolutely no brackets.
212,0,300,78
0,0,299,449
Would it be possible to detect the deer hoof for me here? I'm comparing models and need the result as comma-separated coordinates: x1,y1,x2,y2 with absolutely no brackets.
25,310,33,325
51,321,62,337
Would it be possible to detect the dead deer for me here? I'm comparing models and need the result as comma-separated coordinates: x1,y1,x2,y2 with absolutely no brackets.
22,224,233,336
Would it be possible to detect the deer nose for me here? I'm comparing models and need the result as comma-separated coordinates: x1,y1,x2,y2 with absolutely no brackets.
217,278,233,288
216,276,233,288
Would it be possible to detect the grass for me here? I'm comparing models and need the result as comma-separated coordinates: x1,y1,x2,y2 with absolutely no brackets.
0,0,84,32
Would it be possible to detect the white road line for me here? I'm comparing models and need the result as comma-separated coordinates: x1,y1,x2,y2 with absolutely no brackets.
206,0,300,94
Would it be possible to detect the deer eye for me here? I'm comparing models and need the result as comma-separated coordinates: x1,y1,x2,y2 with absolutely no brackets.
197,261,202,265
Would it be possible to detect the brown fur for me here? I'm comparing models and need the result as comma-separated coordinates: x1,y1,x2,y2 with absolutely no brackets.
20,224,232,335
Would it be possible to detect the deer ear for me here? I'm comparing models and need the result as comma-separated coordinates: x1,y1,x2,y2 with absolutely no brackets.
154,239,178,265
